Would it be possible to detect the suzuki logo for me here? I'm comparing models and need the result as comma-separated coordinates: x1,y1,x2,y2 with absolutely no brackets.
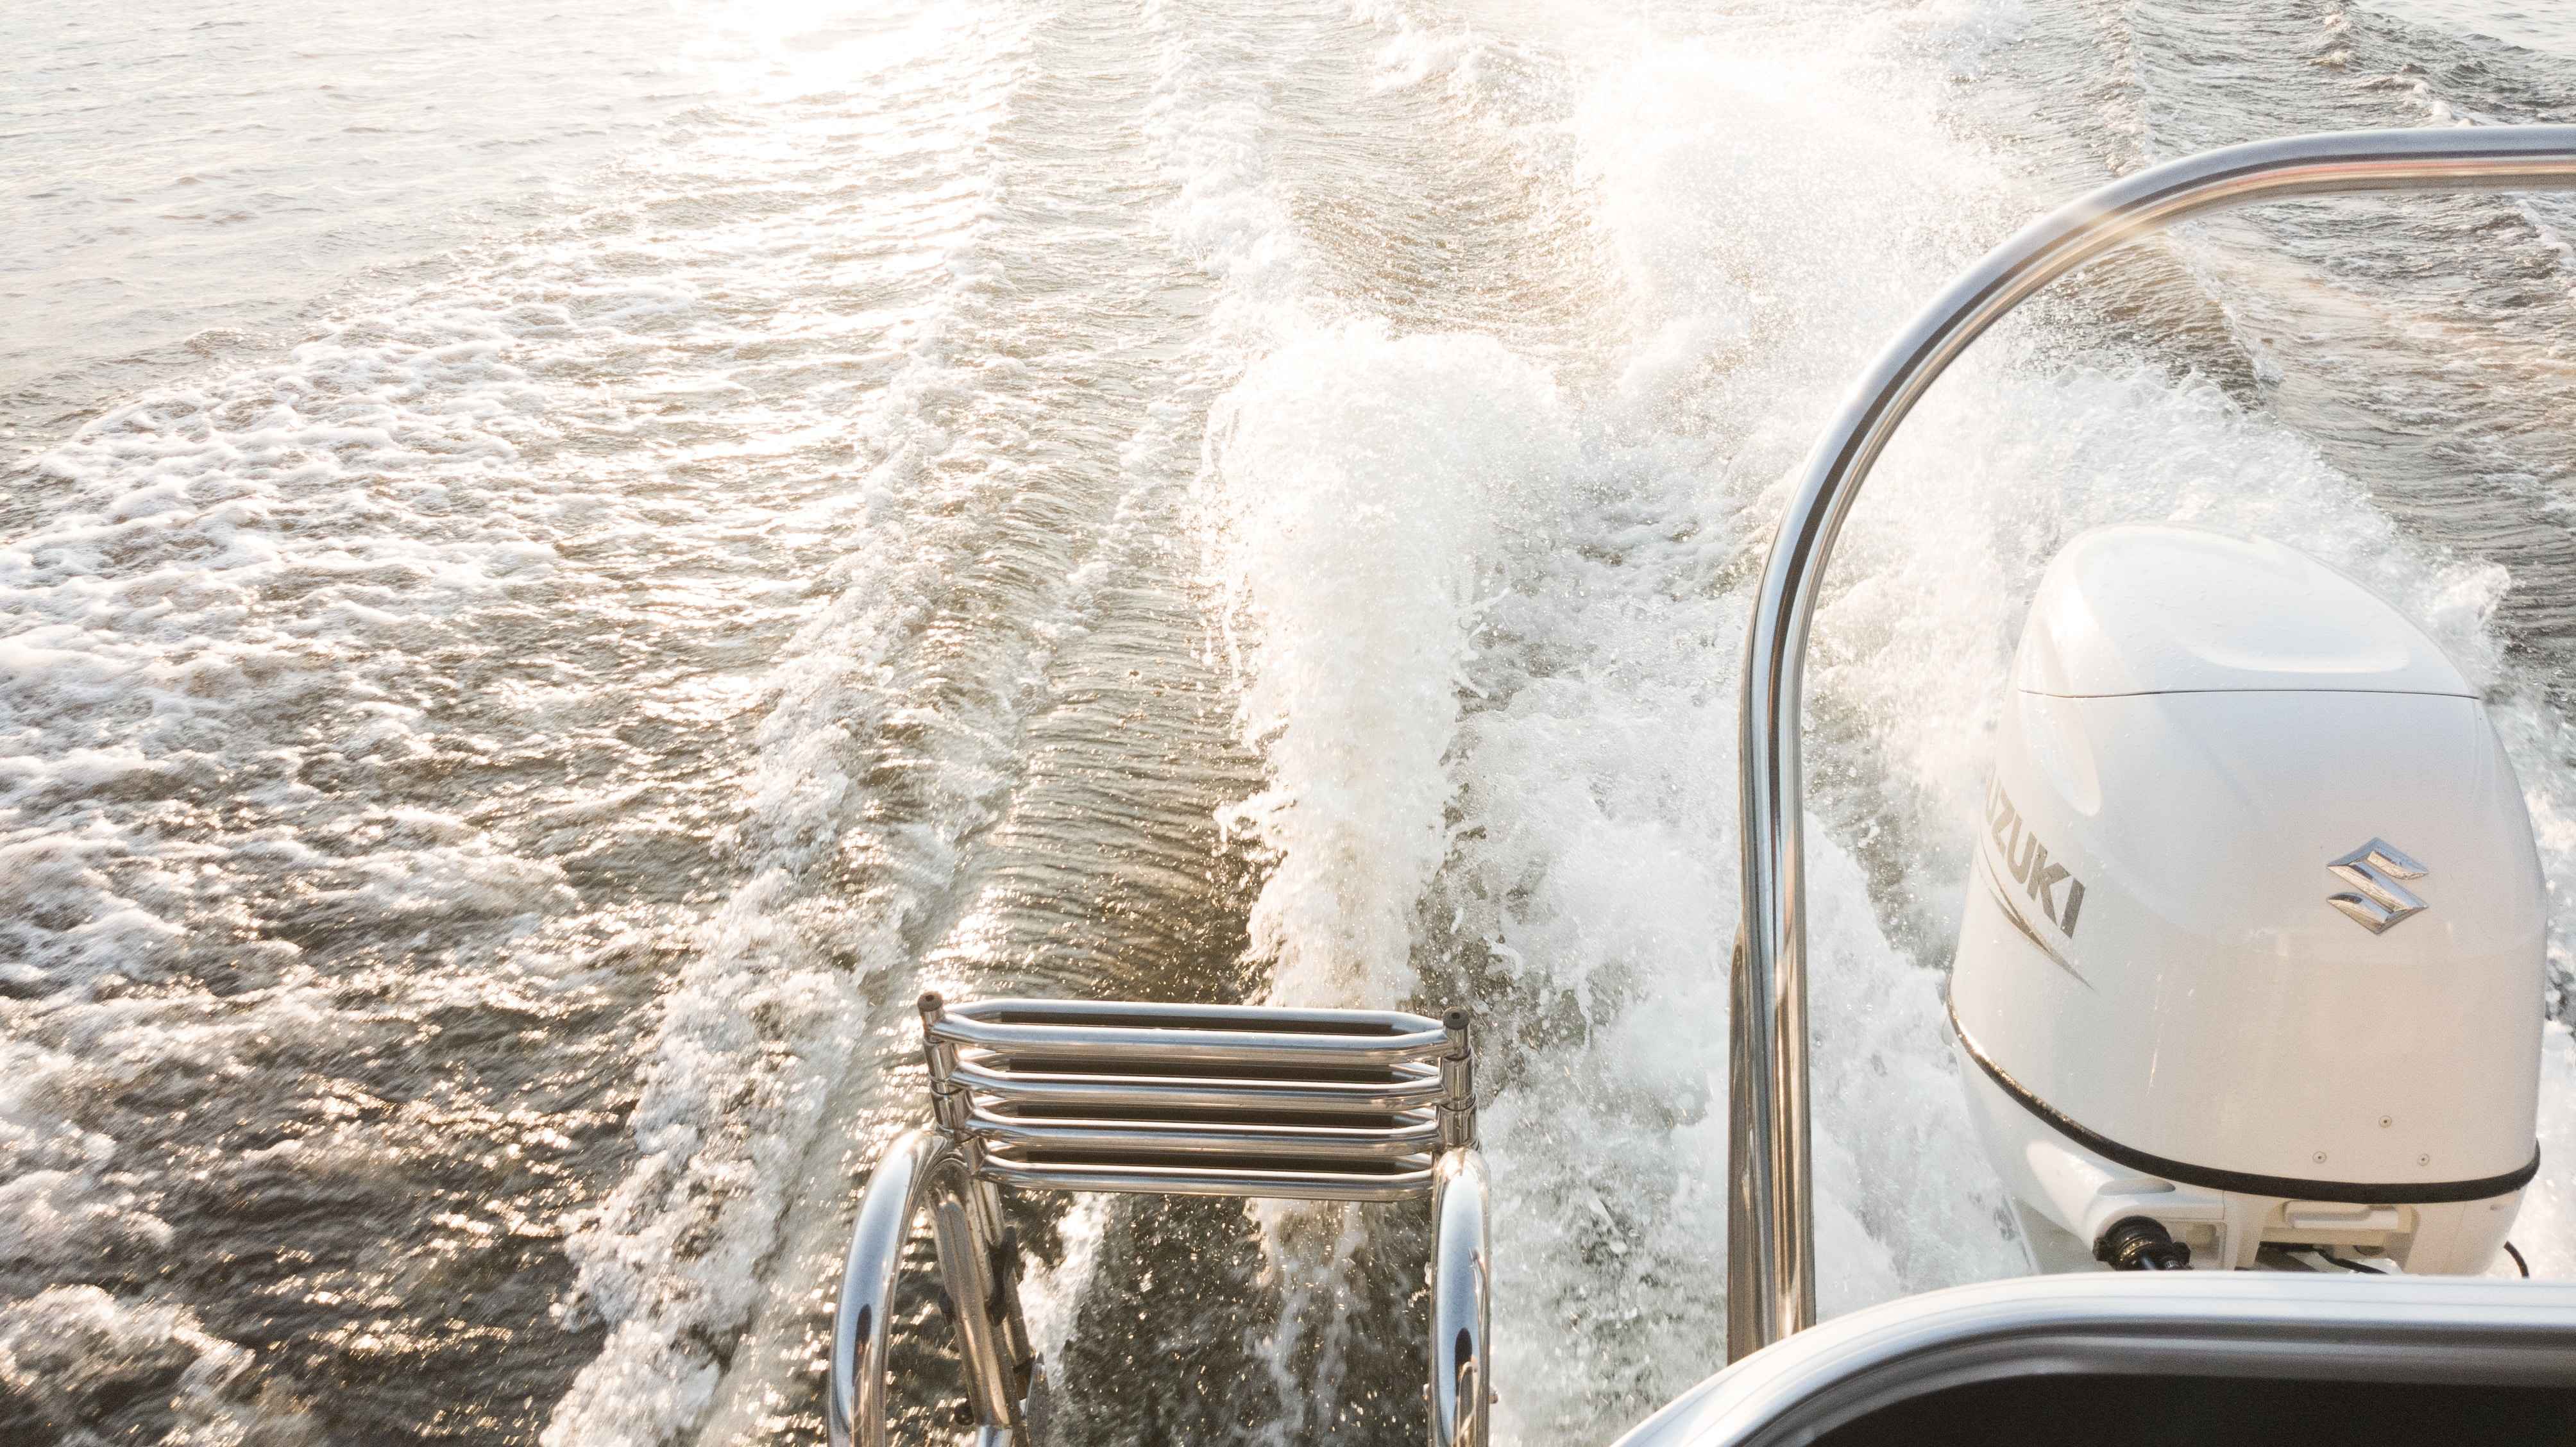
2326,838,2428,935
1985,781,2086,937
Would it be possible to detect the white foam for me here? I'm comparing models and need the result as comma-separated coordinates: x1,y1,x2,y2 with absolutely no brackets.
539,8,1081,1443
1184,2,2576,1439
6,6,1052,1439
12,1,2575,1439
0,1284,303,1445
1169,9,2024,1429
0,1034,173,1274
2520,1024,2576,1274
0,274,638,1432
1015,1193,1111,1371
1209,323,1573,1004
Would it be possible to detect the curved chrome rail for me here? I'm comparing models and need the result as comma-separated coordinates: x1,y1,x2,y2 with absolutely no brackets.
1729,124,2576,1360
830,1126,1037,1447
1629,1273,2576,1447
1429,1149,1493,1447
830,1126,931,1447
833,995,1489,1446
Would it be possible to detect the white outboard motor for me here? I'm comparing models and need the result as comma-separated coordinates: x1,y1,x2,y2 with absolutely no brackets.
1951,524,2543,1274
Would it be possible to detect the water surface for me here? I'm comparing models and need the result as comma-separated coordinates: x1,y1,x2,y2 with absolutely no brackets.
4,1,2573,1443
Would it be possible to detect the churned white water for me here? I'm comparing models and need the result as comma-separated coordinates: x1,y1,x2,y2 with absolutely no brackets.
5,0,2575,1444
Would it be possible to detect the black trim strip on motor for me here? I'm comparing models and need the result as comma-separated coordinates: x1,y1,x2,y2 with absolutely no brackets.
1946,997,2541,1206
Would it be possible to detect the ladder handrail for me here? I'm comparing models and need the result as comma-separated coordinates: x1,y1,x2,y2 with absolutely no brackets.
1729,124,2576,1360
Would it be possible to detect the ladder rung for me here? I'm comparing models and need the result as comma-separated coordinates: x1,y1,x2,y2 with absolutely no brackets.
931,1015,1451,1070
979,1156,1436,1203
948,1058,1446,1115
945,997,1443,1036
970,1110,1440,1160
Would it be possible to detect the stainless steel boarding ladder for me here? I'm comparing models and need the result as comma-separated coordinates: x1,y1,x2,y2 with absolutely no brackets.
830,994,1490,1447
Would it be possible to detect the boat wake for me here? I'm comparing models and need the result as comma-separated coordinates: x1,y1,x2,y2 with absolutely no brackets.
3,1,2572,1444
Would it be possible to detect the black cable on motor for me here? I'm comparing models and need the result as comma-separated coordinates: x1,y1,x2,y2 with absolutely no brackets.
2094,1217,2192,1271
2317,1249,2389,1274
2504,1241,2530,1278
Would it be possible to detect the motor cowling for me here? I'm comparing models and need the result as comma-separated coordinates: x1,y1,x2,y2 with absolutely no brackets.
1950,524,2543,1274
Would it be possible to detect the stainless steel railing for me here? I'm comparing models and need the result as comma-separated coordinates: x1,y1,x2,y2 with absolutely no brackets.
1632,1273,2576,1447
1727,124,2576,1362
832,994,1489,1447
